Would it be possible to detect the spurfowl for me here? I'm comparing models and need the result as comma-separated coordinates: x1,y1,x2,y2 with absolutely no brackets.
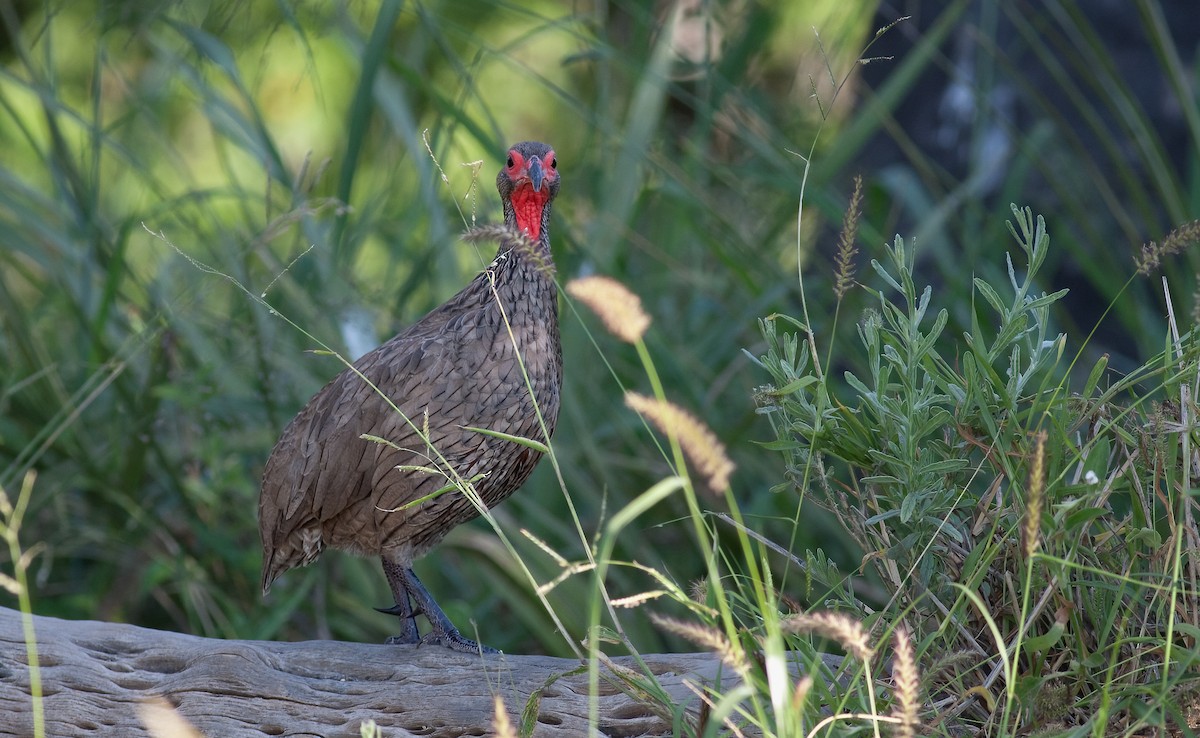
259,141,562,653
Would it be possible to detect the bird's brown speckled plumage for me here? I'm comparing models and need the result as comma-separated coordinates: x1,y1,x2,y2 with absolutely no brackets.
258,142,561,651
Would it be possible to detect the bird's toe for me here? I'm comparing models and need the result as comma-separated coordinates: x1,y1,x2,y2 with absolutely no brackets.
420,630,498,655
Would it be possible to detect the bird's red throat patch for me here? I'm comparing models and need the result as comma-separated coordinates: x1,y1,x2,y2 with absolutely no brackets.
511,186,549,242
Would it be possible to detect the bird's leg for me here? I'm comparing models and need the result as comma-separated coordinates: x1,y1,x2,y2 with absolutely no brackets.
378,557,419,645
397,566,497,655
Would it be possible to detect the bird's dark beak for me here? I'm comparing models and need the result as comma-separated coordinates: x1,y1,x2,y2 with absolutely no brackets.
527,156,545,193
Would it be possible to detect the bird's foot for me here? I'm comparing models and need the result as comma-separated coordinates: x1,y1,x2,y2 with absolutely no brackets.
384,632,420,646
380,561,497,653
376,603,419,645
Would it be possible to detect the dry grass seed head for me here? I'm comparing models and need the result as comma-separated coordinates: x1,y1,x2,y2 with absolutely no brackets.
1136,219,1200,275
792,675,813,712
649,613,748,675
924,649,982,685
491,695,517,738
566,275,651,344
890,626,920,738
463,224,554,276
834,174,863,300
610,590,666,608
624,392,735,494
139,697,205,738
1022,430,1047,560
781,611,874,662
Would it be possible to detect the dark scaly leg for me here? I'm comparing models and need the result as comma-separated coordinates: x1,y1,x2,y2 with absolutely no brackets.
400,566,496,654
379,557,496,654
378,556,419,645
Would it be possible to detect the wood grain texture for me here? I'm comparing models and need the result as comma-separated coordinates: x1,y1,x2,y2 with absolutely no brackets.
0,607,838,737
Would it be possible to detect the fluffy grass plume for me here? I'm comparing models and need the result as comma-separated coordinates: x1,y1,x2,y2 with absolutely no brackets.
833,174,863,300
1022,430,1048,560
1135,219,1200,275
890,626,920,738
649,612,749,676
624,392,734,494
139,697,205,738
567,275,651,344
491,696,516,738
781,611,874,662
463,224,554,275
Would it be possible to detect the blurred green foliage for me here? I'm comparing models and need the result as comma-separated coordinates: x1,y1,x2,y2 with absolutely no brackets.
0,0,1197,662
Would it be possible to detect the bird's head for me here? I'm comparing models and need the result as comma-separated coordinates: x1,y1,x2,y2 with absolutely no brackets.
497,141,559,243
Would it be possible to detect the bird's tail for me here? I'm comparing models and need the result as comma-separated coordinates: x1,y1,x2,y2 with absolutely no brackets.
260,552,276,596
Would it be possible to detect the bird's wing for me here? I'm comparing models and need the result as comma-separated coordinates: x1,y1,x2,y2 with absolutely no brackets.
259,282,509,568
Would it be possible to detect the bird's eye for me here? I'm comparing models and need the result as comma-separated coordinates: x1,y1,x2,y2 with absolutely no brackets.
506,155,515,168
549,157,557,170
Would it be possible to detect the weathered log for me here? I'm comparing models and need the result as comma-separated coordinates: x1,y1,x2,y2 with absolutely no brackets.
0,607,834,737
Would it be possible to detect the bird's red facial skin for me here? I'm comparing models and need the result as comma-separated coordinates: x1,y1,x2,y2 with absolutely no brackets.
506,148,557,240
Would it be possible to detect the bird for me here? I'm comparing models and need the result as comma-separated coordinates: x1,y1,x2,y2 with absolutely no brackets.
259,141,562,653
